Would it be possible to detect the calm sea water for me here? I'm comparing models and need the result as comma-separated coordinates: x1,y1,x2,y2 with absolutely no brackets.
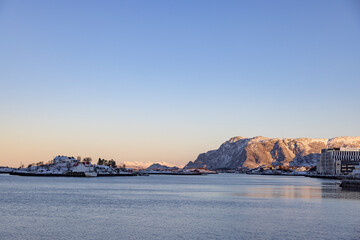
0,174,359,240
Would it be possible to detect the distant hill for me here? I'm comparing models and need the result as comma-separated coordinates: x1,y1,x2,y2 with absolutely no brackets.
147,163,179,171
185,136,360,170
123,161,182,170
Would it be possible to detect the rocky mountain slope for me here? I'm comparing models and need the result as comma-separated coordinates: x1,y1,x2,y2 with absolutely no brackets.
185,136,360,170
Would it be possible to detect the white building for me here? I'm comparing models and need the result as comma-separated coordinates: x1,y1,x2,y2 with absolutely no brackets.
73,162,94,173
317,148,360,175
53,156,79,164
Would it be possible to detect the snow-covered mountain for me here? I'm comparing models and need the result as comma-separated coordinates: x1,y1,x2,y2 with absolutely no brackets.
185,136,360,170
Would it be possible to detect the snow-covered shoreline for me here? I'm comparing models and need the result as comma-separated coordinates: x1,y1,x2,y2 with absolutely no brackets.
5,156,212,177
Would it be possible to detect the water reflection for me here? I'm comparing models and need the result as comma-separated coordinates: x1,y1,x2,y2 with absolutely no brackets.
232,185,321,199
230,179,360,200
321,182,360,200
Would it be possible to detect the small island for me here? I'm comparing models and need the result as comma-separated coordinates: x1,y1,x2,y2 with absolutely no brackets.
5,155,214,177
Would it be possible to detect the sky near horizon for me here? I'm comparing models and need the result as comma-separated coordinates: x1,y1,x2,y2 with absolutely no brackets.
1,0,360,167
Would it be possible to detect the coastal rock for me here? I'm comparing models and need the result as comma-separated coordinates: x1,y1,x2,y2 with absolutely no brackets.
185,136,360,170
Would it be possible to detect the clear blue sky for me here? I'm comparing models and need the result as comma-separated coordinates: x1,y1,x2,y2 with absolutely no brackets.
1,0,359,167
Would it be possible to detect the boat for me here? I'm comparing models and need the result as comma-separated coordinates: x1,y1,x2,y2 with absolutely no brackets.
340,180,360,189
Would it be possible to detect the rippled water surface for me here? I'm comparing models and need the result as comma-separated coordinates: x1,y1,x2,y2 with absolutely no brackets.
1,174,359,240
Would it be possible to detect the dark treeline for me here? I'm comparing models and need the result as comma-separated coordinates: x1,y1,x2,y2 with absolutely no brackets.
97,158,116,168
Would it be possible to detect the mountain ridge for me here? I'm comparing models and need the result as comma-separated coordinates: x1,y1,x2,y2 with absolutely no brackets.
185,136,360,170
